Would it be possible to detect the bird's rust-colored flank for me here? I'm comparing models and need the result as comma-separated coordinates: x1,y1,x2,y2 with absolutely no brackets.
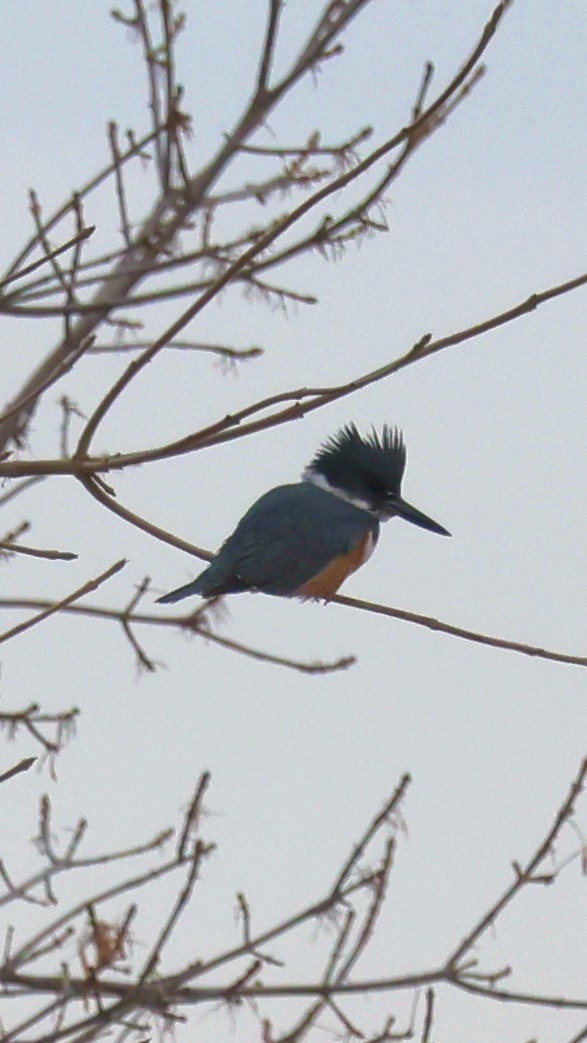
296,532,374,600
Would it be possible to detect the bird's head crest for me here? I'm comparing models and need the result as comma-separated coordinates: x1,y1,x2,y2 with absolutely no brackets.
303,424,407,509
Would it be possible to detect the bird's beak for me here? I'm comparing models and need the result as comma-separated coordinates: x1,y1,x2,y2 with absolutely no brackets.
392,496,451,536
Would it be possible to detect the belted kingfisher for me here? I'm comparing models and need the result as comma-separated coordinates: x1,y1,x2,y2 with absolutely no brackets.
157,424,450,604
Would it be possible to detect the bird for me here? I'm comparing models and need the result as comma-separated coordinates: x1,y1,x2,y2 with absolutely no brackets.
156,423,450,604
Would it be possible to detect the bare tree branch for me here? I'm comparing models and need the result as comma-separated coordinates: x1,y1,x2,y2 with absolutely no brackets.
2,264,585,481
0,705,78,758
0,0,511,451
1,759,586,1039
0,559,126,646
0,541,77,561
0,756,36,785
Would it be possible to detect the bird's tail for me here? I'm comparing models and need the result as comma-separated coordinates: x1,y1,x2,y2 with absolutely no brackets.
156,576,208,604
156,556,243,603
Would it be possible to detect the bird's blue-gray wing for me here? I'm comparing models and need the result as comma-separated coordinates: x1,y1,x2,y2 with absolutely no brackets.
216,482,377,596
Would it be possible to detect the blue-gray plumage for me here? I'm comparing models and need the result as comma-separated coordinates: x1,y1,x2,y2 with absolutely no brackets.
158,483,379,601
157,424,450,604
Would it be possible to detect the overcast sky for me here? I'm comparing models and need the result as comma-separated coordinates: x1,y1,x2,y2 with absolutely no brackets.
0,3,586,1041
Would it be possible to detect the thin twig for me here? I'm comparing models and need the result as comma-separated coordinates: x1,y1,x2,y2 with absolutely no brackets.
257,0,282,92
0,476,45,506
177,772,211,859
133,0,164,181
108,123,132,248
421,988,434,1043
446,755,587,969
0,335,94,430
0,559,126,646
0,541,77,561
137,839,215,984
87,340,264,360
0,757,36,785
0,228,94,294
2,127,160,282
28,191,71,295
0,704,78,757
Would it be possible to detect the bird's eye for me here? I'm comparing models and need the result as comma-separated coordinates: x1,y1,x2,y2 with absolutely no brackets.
367,475,386,494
